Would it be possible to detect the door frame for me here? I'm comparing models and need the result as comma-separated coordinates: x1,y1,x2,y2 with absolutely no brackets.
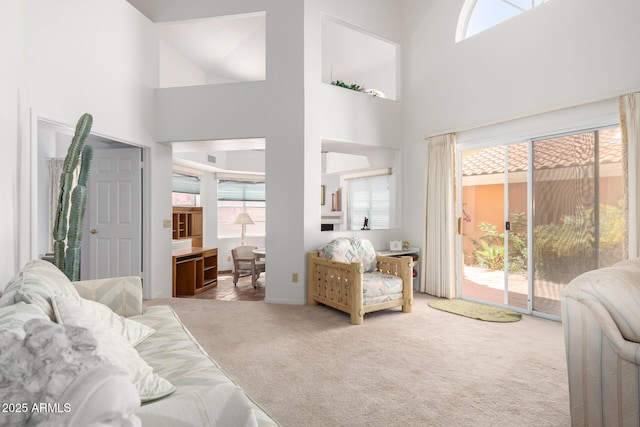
29,110,150,292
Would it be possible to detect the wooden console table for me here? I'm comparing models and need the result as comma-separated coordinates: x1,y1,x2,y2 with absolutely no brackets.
172,247,218,296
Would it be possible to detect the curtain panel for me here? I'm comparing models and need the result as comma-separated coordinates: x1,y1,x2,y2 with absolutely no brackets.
423,134,457,298
619,93,640,259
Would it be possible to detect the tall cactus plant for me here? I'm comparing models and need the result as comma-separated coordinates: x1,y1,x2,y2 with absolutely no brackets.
52,113,93,281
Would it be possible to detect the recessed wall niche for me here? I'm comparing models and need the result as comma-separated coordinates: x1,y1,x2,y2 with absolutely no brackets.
159,12,266,88
321,16,398,100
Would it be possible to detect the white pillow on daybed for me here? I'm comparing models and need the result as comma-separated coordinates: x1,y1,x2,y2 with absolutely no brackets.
53,295,174,402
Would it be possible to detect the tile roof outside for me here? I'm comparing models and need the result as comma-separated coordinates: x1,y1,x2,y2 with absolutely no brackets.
462,128,621,176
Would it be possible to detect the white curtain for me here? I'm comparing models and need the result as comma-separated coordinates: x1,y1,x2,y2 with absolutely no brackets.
48,158,66,253
619,93,640,259
423,134,457,298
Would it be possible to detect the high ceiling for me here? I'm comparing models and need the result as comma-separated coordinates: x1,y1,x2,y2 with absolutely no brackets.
125,2,397,173
158,12,266,83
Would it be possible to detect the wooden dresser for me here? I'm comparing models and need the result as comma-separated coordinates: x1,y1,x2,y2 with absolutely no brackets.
172,206,203,247
172,247,218,296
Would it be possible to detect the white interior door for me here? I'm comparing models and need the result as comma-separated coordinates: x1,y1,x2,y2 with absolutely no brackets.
85,147,142,279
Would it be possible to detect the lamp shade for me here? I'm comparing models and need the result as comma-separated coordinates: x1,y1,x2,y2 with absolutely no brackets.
234,213,254,225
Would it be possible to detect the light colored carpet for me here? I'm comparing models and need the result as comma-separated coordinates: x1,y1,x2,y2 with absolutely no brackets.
428,299,522,322
146,293,570,427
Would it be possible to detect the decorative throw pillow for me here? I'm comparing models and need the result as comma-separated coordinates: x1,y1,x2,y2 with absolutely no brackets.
0,259,80,320
53,295,175,402
320,237,377,273
58,296,156,347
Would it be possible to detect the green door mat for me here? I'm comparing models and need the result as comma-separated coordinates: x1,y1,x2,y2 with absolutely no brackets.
428,299,522,322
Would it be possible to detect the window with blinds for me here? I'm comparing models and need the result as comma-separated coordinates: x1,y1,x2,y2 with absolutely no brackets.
172,173,201,206
347,174,391,230
217,180,266,238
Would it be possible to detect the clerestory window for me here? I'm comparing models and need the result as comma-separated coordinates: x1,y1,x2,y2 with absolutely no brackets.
456,0,552,42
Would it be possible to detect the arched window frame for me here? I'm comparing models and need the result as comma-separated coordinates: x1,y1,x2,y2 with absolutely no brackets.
456,0,552,43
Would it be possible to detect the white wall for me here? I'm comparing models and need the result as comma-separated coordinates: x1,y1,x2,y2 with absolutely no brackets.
154,0,305,304
304,0,406,255
0,0,27,283
321,17,398,99
402,0,640,287
405,0,640,136
3,0,172,298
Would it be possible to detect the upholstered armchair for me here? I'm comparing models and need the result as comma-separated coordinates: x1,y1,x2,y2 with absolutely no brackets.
232,246,266,289
560,258,640,426
307,237,413,325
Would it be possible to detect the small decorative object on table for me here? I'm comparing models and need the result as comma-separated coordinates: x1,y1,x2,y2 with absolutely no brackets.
361,217,370,230
390,240,402,251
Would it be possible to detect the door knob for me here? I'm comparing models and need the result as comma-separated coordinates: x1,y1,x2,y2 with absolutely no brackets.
90,229,98,234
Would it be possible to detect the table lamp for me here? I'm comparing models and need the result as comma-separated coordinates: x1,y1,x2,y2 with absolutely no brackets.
234,213,254,245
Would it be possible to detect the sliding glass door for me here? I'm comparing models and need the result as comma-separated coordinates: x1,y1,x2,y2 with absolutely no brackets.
531,128,625,316
459,143,528,311
458,126,625,318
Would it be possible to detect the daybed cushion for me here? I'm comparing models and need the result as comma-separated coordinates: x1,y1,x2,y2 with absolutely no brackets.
53,295,175,402
0,302,51,338
0,259,79,320
320,237,377,272
132,305,277,427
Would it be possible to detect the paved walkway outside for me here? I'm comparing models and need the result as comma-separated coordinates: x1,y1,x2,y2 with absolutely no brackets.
462,266,565,316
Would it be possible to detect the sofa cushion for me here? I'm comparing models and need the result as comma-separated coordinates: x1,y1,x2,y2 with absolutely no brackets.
53,295,174,402
0,302,51,338
0,259,79,320
320,237,377,273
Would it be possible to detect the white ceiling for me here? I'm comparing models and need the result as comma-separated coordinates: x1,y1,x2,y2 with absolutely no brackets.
158,12,266,83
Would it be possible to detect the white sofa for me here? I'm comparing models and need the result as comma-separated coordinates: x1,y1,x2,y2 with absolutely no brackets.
0,259,278,427
560,258,640,426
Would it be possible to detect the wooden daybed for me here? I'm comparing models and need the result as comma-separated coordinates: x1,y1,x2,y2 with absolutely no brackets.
307,250,414,325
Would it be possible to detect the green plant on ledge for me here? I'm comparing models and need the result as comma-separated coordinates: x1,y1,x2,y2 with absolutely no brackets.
331,80,363,92
52,113,94,281
331,80,384,97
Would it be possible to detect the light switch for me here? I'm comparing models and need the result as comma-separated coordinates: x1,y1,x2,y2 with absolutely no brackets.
292,273,298,283
163,219,171,228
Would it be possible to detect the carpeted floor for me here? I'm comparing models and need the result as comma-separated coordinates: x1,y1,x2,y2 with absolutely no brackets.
146,293,570,427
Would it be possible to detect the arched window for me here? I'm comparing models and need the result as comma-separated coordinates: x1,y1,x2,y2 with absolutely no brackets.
456,0,552,42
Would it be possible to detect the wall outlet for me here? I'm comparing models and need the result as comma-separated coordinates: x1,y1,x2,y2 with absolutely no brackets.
292,273,298,283
163,219,171,228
